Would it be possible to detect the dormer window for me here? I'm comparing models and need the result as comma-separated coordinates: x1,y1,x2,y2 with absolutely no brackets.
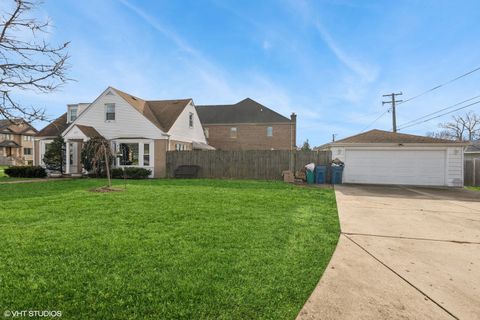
189,112,194,128
105,103,115,121
68,106,78,122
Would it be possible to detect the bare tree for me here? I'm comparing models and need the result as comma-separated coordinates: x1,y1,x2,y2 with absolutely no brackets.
429,111,480,141
426,130,456,141
0,0,70,122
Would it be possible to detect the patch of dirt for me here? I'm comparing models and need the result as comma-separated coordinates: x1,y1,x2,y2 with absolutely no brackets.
89,186,124,193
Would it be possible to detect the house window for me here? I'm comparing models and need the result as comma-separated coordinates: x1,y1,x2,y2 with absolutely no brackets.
24,148,32,155
3,133,12,140
143,144,150,166
230,127,237,138
204,127,209,138
23,135,33,141
69,107,78,122
105,103,115,121
120,143,139,165
175,143,186,151
189,112,194,128
267,126,273,137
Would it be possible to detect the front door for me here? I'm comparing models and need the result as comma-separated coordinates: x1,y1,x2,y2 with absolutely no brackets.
6,147,12,157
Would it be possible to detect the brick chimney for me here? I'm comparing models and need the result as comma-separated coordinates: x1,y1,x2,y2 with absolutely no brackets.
290,112,297,150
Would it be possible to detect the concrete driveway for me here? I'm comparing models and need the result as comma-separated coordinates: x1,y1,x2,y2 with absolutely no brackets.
297,185,480,320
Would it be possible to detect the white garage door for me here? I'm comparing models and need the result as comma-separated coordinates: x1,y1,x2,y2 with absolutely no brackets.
344,149,446,186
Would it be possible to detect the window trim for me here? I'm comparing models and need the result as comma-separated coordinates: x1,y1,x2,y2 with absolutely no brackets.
69,107,78,122
143,143,150,166
113,139,154,169
230,127,237,139
105,103,116,122
189,112,194,128
267,126,273,137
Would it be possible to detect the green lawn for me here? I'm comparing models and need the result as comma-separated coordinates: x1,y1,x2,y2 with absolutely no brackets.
466,186,480,191
0,165,6,179
0,179,339,319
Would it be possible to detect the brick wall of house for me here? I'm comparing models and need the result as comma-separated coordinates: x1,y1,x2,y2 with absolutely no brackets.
203,122,296,150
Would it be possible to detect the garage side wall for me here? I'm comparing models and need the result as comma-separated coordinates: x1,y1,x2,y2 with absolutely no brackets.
446,147,464,187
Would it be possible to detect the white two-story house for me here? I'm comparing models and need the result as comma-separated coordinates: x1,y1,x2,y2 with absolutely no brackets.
34,87,211,177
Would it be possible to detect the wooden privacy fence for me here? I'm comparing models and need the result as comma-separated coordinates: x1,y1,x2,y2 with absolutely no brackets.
464,159,480,186
166,150,332,180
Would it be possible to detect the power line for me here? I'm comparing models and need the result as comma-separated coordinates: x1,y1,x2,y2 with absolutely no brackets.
398,99,480,130
399,94,480,128
361,109,389,132
399,66,480,105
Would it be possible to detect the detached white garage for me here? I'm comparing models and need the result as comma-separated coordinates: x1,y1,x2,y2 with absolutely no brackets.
330,129,467,187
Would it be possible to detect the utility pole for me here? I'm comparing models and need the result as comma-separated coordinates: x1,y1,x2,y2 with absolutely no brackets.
382,92,403,132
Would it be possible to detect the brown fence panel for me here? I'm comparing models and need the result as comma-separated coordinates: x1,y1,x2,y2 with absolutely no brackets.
475,159,480,186
166,150,332,180
464,160,473,186
464,159,480,186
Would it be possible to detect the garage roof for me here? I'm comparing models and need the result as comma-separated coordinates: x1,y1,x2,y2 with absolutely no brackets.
332,129,464,145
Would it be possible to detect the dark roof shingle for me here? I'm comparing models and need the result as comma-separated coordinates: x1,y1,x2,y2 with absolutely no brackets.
0,118,37,134
36,113,68,137
111,87,191,132
76,125,102,138
0,140,21,147
465,140,480,153
196,98,291,124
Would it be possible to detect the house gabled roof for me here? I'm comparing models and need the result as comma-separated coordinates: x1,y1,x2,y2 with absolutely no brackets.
36,113,68,137
0,140,21,147
111,87,191,132
75,125,102,138
196,98,291,124
331,129,466,145
0,118,38,135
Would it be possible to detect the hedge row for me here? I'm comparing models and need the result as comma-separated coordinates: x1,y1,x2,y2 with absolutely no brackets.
4,166,47,178
111,167,151,179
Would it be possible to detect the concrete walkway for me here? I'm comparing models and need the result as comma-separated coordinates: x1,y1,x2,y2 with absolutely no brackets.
297,185,480,320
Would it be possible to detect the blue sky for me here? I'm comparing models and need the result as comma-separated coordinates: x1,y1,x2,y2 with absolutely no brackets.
14,0,480,146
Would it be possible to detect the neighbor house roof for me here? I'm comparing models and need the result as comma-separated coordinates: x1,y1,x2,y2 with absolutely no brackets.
331,129,465,145
36,113,68,137
465,140,480,153
0,118,37,134
75,125,102,138
111,87,191,132
196,98,291,124
0,140,21,147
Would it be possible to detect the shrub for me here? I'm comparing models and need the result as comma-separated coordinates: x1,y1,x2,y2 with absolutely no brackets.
4,166,47,178
43,135,65,173
111,167,151,179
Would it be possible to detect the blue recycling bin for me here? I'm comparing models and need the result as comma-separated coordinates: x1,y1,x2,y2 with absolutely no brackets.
331,166,344,184
315,165,327,184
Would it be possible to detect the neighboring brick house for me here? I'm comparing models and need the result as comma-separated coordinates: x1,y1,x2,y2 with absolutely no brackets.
0,119,37,165
196,98,296,150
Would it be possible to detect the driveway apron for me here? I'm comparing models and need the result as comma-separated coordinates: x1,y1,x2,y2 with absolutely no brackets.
297,185,480,320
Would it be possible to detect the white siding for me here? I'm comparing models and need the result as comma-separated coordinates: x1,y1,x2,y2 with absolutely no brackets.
168,101,207,143
64,89,166,140
446,147,464,187
330,145,463,187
